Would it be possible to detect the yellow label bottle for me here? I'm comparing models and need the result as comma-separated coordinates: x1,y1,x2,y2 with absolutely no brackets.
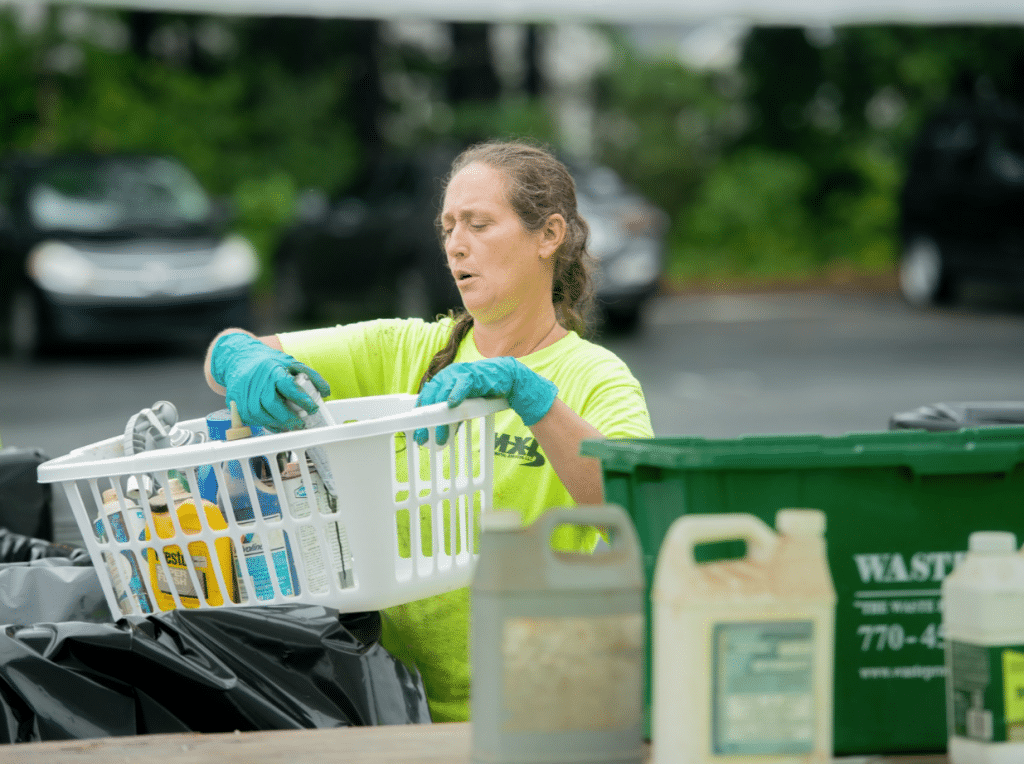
146,478,238,610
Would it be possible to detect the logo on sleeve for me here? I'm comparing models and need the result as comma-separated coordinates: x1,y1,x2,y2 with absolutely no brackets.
494,433,546,467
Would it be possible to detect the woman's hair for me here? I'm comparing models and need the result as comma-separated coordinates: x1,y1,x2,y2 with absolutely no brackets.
419,139,596,390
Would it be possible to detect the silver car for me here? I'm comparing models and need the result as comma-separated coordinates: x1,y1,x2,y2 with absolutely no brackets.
0,153,259,358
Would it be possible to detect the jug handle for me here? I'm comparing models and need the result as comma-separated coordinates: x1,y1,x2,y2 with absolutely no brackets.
536,504,641,567
665,513,777,567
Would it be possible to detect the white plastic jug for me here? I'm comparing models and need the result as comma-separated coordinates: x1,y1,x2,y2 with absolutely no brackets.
943,531,1024,764
652,509,835,764
471,505,645,764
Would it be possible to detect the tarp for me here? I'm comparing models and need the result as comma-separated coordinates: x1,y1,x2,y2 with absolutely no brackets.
15,0,1024,25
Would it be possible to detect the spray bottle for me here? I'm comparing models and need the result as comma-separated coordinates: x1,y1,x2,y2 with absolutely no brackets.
217,402,300,602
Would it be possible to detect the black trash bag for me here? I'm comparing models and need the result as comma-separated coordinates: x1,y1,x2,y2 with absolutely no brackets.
889,401,1024,431
0,606,431,743
0,448,52,541
0,527,90,565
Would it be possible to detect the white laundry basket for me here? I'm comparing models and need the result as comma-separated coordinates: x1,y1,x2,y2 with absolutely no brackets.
38,395,507,619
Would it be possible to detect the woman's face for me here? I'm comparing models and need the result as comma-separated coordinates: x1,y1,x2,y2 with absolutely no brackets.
440,161,559,324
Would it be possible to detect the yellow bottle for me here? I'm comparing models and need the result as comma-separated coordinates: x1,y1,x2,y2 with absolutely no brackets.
146,478,238,610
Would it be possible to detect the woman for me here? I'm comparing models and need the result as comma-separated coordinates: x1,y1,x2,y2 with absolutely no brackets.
204,139,653,722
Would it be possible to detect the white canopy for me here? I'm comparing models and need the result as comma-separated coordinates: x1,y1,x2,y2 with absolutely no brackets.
27,0,1024,25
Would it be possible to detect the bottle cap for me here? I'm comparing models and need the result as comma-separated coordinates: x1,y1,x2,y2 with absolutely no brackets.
226,400,253,441
969,531,1017,554
150,477,188,510
480,510,523,532
776,508,826,537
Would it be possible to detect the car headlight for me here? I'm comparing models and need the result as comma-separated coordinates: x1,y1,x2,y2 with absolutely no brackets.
27,240,97,295
209,235,259,290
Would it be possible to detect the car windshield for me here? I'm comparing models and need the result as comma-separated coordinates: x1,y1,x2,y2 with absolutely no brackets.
27,157,212,232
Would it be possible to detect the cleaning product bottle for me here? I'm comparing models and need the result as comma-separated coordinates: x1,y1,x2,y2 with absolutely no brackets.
216,401,300,602
284,372,338,499
471,505,645,764
95,487,153,615
280,458,354,593
943,531,1024,764
145,477,238,610
652,509,835,764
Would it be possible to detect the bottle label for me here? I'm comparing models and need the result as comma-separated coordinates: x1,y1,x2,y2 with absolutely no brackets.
155,547,210,601
284,468,355,592
711,620,817,755
237,529,296,600
95,510,154,614
220,460,301,601
948,640,1024,743
500,613,644,732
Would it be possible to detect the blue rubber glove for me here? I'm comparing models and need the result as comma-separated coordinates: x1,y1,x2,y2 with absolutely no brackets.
209,332,331,432
414,357,558,446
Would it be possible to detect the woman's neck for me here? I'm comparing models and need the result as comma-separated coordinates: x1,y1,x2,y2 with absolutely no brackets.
472,308,568,358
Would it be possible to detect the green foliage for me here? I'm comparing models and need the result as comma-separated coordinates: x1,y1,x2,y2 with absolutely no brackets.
447,96,558,147
669,148,817,278
594,46,736,218
0,16,40,149
597,24,1024,286
233,171,298,291
4,7,1022,295
0,8,364,296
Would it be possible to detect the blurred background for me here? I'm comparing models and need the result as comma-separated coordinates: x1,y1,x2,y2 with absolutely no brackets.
1,0,1023,355
3,0,1024,547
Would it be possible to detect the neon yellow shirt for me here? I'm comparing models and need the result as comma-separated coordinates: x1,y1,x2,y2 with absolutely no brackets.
278,317,653,722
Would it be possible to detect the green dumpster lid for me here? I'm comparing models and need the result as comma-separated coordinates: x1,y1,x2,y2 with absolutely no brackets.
580,426,1024,477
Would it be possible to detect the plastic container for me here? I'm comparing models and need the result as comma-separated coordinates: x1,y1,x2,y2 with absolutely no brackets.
471,505,645,764
652,509,835,764
146,477,238,610
579,426,1024,754
38,394,506,619
94,487,152,615
943,531,1024,764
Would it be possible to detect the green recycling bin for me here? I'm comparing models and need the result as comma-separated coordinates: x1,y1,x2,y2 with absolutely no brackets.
580,425,1024,756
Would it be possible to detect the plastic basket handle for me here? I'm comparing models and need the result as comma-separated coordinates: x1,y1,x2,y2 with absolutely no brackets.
665,513,778,569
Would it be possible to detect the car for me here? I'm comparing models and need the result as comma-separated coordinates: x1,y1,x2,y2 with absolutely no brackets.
274,145,460,326
571,162,668,332
897,96,1024,307
0,153,259,358
274,147,667,333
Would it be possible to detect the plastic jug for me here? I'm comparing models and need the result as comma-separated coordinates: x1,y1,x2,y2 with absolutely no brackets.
943,531,1024,764
471,505,645,764
652,509,835,764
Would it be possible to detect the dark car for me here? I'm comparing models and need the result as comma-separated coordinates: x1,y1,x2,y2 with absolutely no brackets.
0,153,259,358
274,148,667,332
275,146,459,326
898,96,1024,306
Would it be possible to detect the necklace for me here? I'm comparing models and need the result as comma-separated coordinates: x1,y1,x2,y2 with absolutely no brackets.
521,320,559,357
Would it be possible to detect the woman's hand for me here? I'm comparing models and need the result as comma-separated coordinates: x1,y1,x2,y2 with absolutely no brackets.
208,331,331,432
414,357,557,445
